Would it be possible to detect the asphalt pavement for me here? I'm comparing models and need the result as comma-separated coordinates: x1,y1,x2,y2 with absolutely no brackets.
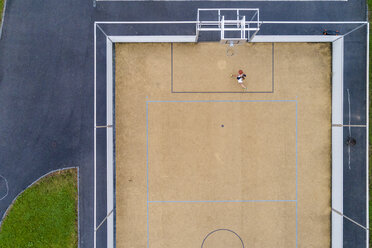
0,0,368,247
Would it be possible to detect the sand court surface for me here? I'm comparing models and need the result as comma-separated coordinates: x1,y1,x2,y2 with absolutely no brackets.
115,42,331,248
172,43,273,93
148,101,296,202
148,202,296,248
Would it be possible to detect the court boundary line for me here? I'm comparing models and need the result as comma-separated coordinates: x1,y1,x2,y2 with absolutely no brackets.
170,43,275,94
295,100,298,247
147,99,296,102
149,200,297,203
95,21,367,24
93,23,97,248
366,22,370,247
97,0,347,2
146,101,150,248
146,99,298,247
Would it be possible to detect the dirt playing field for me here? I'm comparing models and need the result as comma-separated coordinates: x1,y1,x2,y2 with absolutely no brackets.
115,42,331,248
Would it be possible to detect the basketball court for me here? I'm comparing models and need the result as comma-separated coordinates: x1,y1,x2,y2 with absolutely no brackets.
114,41,331,247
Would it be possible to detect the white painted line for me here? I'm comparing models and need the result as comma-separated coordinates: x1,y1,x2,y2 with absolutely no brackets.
0,174,9,201
96,20,366,24
366,22,369,248
109,35,197,43
95,125,113,128
261,21,366,24
332,124,366,127
98,0,347,1
251,35,339,42
96,209,114,231
93,22,97,248
347,88,351,169
96,21,197,24
97,24,113,43
342,23,367,37
198,8,260,10
332,208,369,231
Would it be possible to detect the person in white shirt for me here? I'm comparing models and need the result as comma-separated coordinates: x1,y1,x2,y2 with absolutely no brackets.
231,70,247,90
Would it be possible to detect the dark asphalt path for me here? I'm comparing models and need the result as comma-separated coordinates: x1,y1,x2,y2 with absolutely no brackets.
0,0,367,247
0,0,96,246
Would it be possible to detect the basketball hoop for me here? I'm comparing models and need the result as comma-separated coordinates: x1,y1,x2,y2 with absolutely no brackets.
196,8,261,43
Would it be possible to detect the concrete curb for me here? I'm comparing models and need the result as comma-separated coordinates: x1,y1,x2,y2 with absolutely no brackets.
0,0,8,40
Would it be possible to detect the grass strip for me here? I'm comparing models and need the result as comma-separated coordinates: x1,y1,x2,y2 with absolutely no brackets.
0,169,78,248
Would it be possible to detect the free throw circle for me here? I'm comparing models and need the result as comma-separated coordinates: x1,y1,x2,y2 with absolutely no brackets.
201,229,244,248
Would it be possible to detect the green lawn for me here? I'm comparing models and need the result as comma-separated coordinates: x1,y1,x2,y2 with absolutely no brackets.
0,169,78,248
